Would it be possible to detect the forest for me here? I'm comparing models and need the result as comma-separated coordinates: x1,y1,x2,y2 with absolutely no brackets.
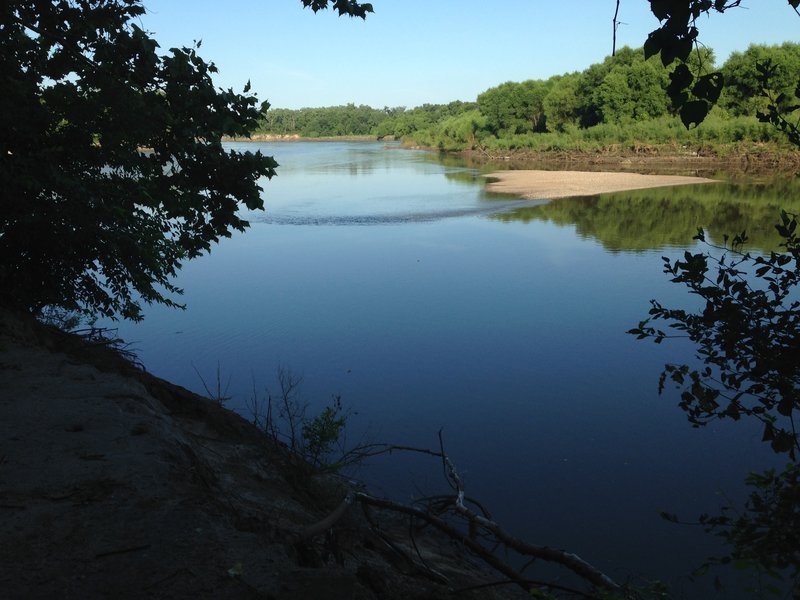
255,42,800,153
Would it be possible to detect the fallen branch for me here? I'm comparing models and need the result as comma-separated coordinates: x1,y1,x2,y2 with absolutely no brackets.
295,435,621,597
435,430,620,592
353,491,531,591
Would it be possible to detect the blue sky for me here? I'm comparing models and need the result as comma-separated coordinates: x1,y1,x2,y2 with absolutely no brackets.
139,1,799,109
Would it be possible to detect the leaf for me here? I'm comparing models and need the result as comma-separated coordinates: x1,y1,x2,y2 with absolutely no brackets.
680,100,710,128
692,72,724,104
755,266,771,277
770,431,795,453
669,64,694,91
644,33,662,60
650,0,671,21
776,395,793,417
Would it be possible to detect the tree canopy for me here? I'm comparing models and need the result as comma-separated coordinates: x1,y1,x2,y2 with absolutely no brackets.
367,42,794,153
0,0,368,321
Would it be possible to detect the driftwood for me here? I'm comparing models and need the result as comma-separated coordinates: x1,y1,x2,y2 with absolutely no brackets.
297,433,621,598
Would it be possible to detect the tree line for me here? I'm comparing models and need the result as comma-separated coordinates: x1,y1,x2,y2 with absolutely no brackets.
256,102,391,137
254,101,478,138
256,42,800,152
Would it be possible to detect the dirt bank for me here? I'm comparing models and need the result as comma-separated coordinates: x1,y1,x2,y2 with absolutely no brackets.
0,311,519,599
459,145,800,176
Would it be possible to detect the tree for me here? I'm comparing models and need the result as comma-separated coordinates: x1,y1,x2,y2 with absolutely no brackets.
542,73,583,132
642,0,800,128
433,109,487,151
720,43,800,117
477,80,550,136
0,0,368,322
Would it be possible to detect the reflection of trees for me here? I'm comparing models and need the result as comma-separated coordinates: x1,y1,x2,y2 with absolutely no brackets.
492,178,800,253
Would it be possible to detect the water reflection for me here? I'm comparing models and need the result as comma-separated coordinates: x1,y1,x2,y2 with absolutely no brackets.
238,140,528,224
492,178,800,253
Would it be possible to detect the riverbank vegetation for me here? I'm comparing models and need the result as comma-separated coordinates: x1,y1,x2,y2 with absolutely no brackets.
255,42,800,158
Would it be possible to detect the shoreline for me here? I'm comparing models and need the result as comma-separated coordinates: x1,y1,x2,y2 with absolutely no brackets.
0,310,522,599
224,133,381,142
224,135,800,175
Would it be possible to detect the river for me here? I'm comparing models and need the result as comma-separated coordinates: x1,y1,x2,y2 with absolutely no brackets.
108,141,795,597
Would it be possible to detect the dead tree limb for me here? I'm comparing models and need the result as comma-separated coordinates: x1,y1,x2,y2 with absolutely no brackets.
353,492,531,591
295,437,621,596
435,430,621,592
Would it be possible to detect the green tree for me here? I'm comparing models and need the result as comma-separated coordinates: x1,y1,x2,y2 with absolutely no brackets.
720,43,800,117
542,73,583,132
643,0,799,128
575,46,671,126
256,104,390,137
375,101,476,141
0,0,368,322
477,79,550,136
432,109,487,151
594,70,635,124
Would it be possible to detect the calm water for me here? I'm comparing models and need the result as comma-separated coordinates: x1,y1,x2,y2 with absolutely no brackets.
110,141,793,597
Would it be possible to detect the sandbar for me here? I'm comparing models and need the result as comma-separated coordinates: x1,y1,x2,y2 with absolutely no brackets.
484,170,718,200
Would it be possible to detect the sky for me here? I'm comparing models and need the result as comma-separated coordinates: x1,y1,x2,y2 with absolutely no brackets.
138,1,799,109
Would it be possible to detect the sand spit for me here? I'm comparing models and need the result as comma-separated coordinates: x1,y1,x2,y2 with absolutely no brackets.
484,169,718,200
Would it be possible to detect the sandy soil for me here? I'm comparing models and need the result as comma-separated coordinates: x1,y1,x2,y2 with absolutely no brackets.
484,169,718,200
0,310,519,599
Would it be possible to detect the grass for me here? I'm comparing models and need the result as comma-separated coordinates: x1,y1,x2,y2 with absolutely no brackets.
403,113,797,158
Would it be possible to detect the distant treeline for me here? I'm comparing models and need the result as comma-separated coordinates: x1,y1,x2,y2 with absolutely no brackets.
256,103,391,137
255,43,800,151
254,101,476,138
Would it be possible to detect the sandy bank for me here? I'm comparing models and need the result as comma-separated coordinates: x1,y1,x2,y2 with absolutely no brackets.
484,169,718,200
0,310,519,599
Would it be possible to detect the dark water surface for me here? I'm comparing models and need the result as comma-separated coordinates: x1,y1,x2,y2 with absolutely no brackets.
109,141,794,597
